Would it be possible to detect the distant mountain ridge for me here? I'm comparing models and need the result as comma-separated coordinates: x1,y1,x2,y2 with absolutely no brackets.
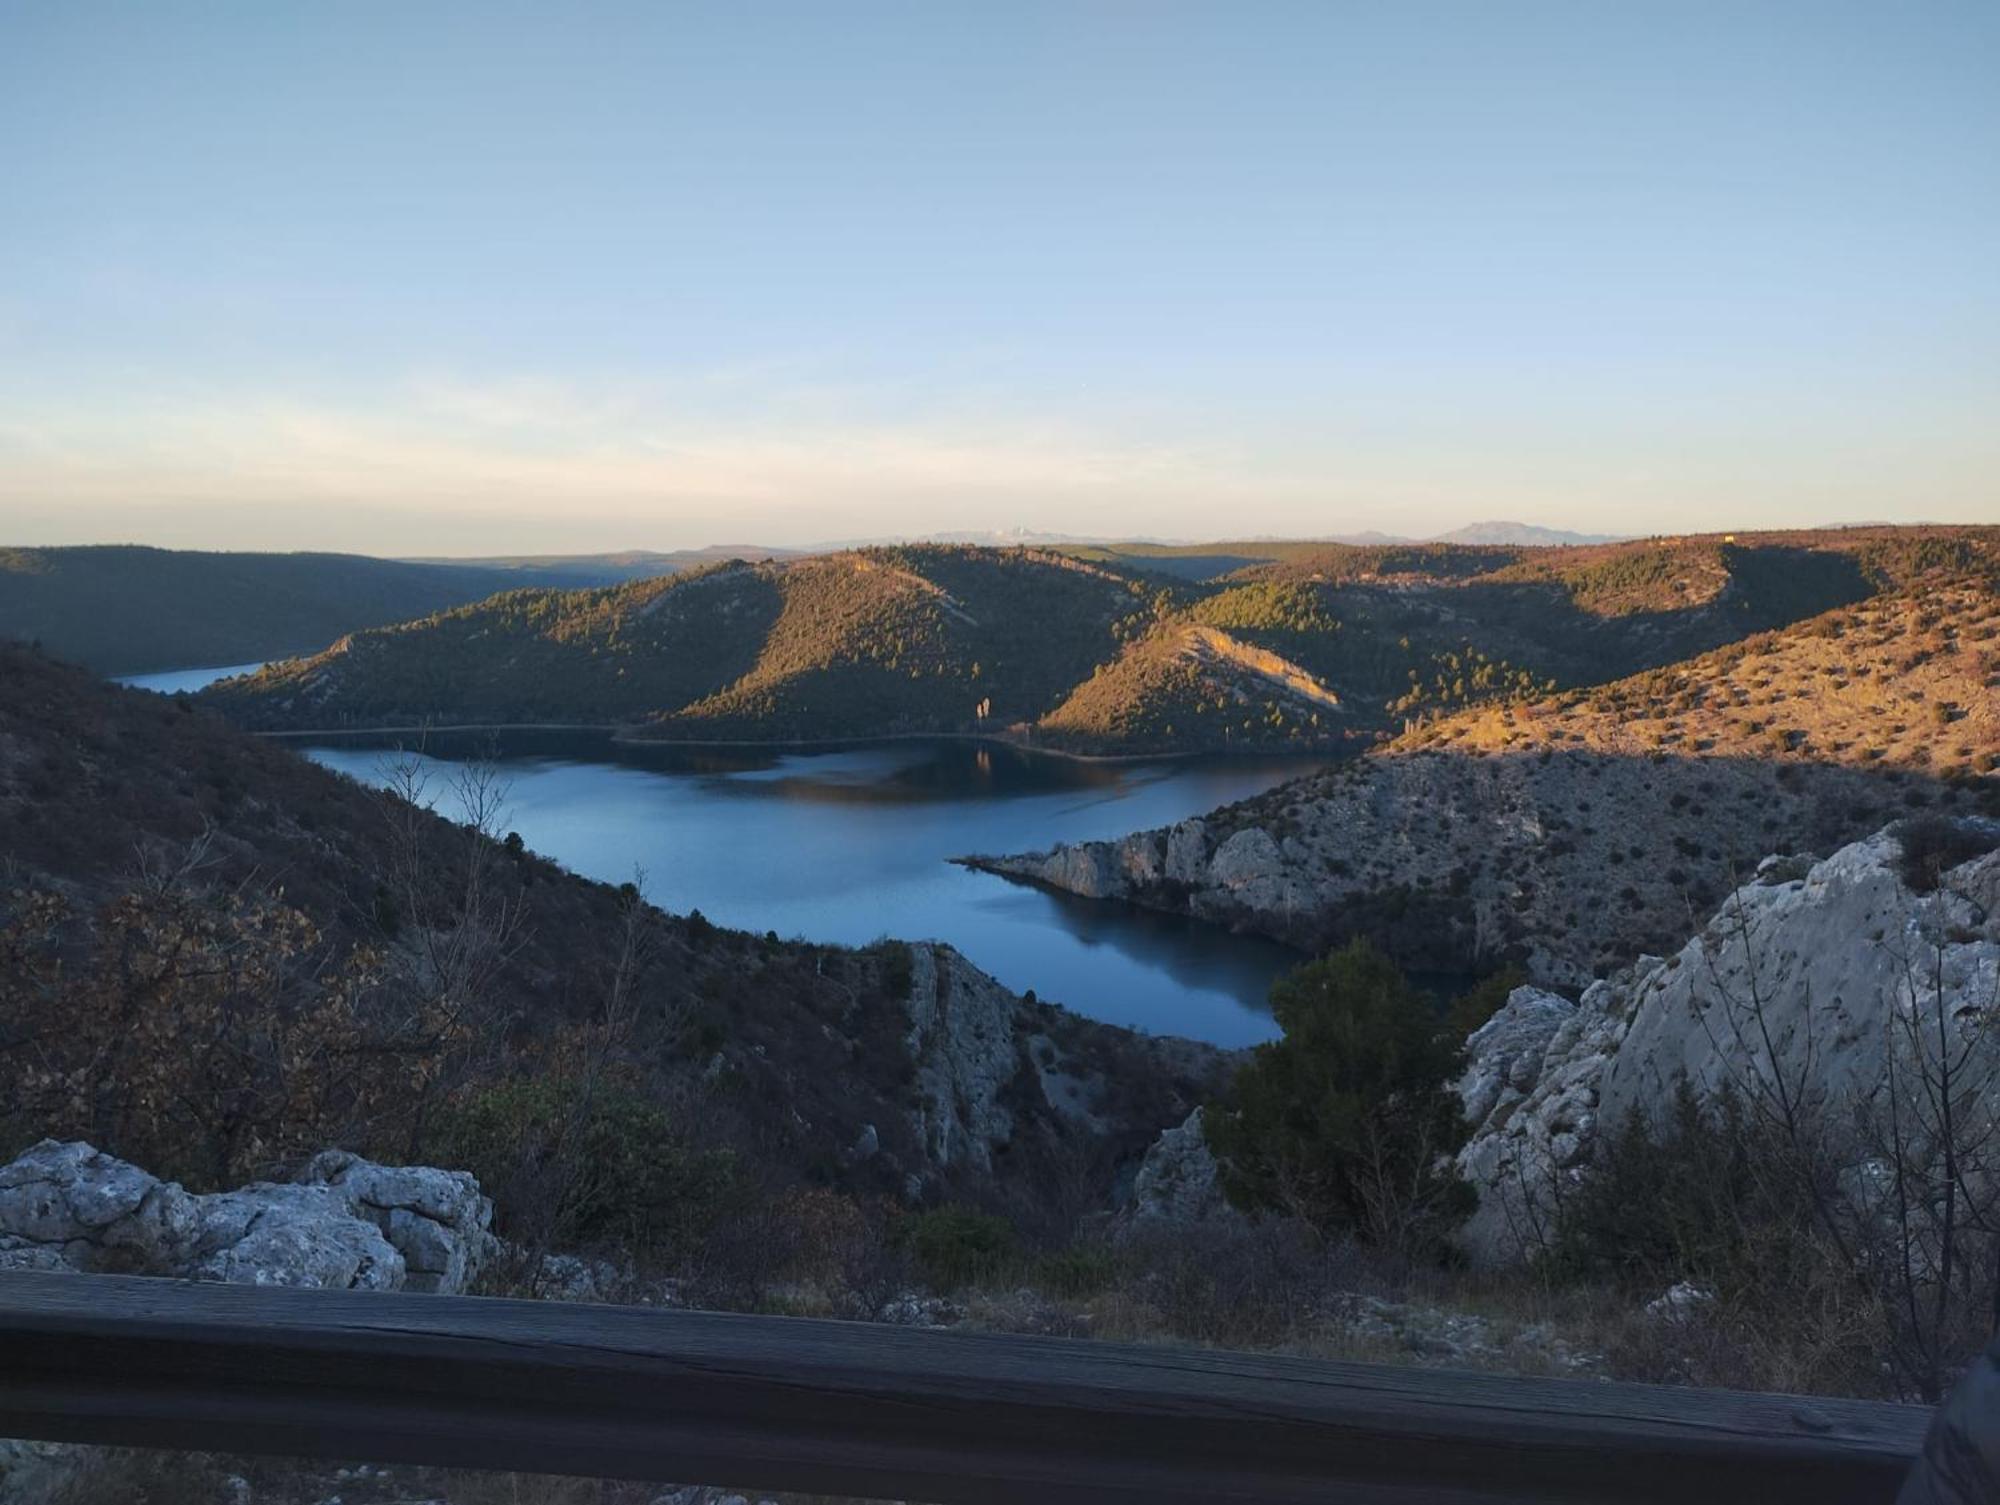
1428,521,1621,546
0,526,1626,679
399,545,799,586
827,522,1623,549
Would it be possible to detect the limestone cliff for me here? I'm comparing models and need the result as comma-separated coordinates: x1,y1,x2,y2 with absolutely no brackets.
971,749,1970,988
1454,822,2000,1264
899,942,1230,1197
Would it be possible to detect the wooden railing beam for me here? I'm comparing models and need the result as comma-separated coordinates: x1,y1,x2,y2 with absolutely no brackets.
0,1271,1929,1504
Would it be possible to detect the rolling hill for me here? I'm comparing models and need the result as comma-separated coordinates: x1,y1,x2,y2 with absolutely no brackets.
1401,580,2000,780
205,527,1997,757
974,554,1999,985
0,545,675,676
1027,531,1970,751
205,546,1167,739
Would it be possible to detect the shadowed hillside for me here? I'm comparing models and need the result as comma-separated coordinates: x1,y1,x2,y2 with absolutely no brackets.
0,644,1220,1223
0,545,681,676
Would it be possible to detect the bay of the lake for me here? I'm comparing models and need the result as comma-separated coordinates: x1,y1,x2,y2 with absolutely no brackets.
306,734,1326,1045
118,664,1329,1045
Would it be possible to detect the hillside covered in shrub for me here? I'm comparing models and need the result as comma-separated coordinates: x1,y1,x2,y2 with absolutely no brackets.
204,527,1994,755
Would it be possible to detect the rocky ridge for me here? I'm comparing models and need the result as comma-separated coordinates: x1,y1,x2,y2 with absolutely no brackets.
970,748,1956,987
1453,822,2000,1264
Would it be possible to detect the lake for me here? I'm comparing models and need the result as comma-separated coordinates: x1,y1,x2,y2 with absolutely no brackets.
114,662,266,695
118,664,1327,1046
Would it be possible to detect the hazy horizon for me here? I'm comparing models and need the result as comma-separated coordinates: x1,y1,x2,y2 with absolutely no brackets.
5,2,1996,553
7,517,1980,565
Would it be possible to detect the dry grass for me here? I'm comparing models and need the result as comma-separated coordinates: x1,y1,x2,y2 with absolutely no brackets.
1401,583,2000,780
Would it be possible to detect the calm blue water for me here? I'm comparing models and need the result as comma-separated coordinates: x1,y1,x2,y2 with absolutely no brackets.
116,662,265,694
120,664,1324,1045
308,735,1323,1045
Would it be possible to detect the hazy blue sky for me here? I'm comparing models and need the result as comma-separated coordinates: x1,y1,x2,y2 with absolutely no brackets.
3,1,1995,553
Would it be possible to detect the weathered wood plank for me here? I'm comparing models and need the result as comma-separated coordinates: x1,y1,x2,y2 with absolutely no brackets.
0,1271,1928,1503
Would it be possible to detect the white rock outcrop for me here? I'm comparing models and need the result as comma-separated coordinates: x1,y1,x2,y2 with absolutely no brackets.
903,943,1029,1173
1119,1107,1241,1231
1455,986,1577,1130
974,751,1938,988
0,1140,494,1293
1454,823,2000,1265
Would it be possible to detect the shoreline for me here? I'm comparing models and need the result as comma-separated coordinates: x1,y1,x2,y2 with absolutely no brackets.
258,721,1351,768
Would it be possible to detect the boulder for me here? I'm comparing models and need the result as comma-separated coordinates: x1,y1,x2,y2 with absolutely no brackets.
182,1183,406,1290
0,1140,198,1274
1119,1108,1241,1231
301,1150,495,1293
0,1140,493,1294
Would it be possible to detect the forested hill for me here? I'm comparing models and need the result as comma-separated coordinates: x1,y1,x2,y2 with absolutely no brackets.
0,545,667,675
207,546,1166,737
206,528,1995,755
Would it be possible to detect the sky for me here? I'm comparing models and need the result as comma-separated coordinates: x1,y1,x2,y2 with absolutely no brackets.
2,1,1996,555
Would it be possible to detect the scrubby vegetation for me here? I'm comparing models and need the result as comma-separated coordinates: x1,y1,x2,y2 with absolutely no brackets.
208,546,1167,741
1402,579,2000,782
202,526,1997,756
1204,940,1474,1257
432,1078,745,1261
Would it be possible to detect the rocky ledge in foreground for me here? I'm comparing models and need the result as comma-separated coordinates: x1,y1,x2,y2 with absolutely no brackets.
0,1141,498,1500
0,1139,495,1292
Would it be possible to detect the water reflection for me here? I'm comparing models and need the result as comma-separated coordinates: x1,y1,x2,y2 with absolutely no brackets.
301,731,1335,1045
116,662,265,695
